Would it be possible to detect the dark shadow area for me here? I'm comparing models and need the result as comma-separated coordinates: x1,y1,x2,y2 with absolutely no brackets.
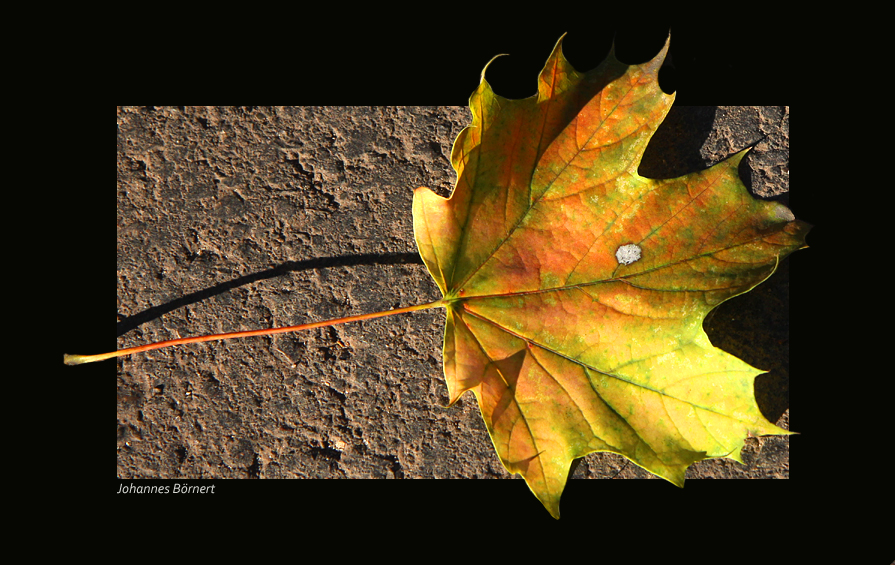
116,252,424,337
704,257,791,425
640,106,717,178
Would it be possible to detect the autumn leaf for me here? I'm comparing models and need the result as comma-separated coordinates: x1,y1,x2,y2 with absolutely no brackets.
413,36,808,518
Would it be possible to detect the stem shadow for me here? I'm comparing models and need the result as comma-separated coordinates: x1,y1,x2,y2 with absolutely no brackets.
116,252,424,338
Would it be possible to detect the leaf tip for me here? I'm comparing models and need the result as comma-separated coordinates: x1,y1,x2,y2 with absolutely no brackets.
552,31,569,58
656,29,672,64
546,504,561,520
413,185,438,199
479,53,508,85
771,202,795,223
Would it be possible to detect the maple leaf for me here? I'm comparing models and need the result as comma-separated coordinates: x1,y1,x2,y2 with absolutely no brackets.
413,36,808,518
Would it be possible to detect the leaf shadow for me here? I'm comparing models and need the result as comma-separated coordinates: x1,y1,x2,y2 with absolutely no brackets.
639,105,717,178
703,258,791,425
115,252,424,338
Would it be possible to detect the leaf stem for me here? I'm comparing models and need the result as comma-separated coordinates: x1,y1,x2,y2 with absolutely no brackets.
64,299,445,366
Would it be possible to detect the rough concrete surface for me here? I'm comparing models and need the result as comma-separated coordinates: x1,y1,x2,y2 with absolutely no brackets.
116,105,791,485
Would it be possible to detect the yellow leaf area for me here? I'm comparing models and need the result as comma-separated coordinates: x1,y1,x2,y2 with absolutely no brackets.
413,35,808,518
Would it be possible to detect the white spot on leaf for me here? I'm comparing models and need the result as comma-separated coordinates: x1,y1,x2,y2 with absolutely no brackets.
615,243,642,265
